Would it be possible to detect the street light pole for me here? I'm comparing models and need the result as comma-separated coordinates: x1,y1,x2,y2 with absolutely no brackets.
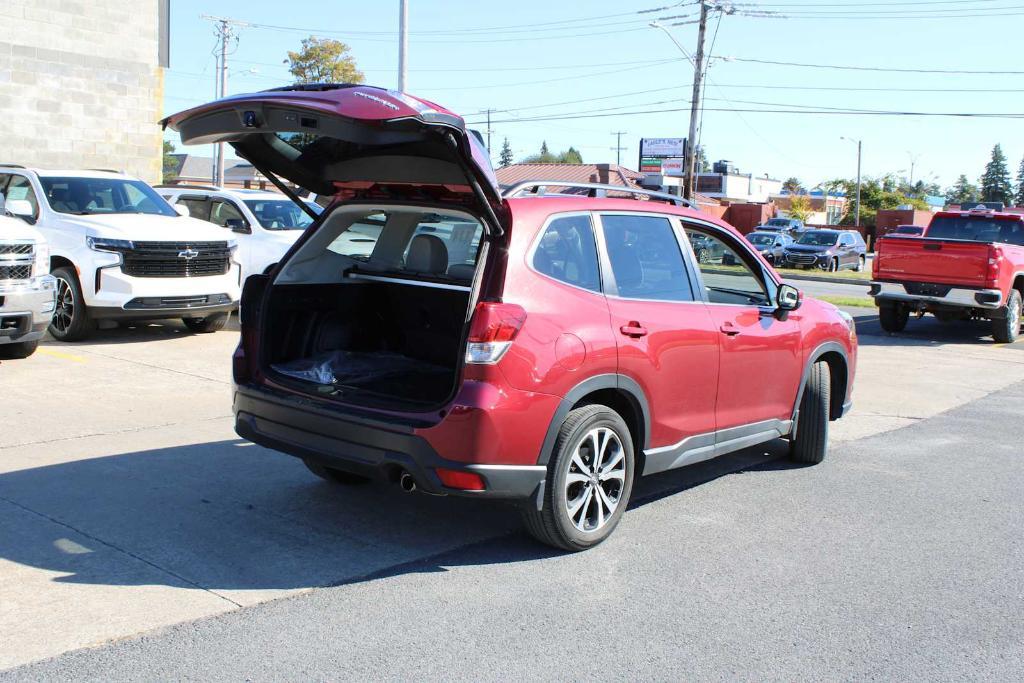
397,0,408,92
842,136,862,226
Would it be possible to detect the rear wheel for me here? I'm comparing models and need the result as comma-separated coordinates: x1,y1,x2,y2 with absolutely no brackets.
789,361,831,465
0,340,39,359
49,267,94,342
854,255,865,272
992,289,1022,343
695,247,709,264
303,459,371,485
879,303,909,333
522,405,635,551
182,313,229,333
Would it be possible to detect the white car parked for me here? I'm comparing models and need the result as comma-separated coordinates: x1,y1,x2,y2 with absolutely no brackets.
0,194,56,358
156,186,322,281
0,167,241,341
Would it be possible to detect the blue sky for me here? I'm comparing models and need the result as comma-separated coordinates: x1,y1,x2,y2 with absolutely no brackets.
162,0,1024,191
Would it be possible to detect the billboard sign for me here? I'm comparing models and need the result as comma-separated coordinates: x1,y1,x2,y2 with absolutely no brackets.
660,158,685,177
640,157,663,173
640,138,687,159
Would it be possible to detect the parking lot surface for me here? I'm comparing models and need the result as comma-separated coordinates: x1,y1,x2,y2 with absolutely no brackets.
1,301,1023,677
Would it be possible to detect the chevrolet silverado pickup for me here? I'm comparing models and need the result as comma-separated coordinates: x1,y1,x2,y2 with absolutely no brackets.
870,209,1024,342
0,195,55,358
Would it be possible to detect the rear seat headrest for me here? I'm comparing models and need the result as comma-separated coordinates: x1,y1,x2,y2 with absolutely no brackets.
407,234,448,274
446,263,475,282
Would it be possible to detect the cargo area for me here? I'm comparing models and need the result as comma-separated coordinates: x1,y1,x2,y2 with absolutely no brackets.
261,204,484,410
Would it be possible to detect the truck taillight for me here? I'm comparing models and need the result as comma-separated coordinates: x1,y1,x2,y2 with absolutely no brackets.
986,248,1003,288
465,302,526,364
871,249,879,278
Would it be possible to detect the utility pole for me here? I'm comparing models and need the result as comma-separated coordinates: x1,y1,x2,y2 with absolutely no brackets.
202,15,247,186
486,109,493,154
684,1,709,200
611,131,627,167
907,151,921,186
842,136,863,226
398,0,408,91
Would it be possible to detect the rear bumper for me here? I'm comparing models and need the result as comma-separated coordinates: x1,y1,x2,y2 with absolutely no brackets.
0,276,56,344
233,383,547,500
870,281,1003,310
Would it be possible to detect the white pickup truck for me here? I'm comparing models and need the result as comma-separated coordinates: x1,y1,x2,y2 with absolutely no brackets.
0,167,241,341
0,194,55,358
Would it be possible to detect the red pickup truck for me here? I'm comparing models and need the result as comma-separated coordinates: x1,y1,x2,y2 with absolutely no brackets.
871,209,1024,342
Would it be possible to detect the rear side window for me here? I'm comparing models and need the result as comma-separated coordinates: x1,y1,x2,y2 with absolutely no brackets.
602,214,693,301
532,215,601,292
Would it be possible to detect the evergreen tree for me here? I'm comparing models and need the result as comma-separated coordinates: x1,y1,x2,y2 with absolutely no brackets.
561,146,583,164
1015,155,1024,207
782,177,804,194
540,141,550,158
979,144,1013,205
498,138,513,167
945,175,979,205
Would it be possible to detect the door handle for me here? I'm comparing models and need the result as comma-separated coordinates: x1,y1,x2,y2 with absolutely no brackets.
619,322,648,338
719,323,741,336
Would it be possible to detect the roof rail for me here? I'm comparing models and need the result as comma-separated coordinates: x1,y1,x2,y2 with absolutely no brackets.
501,180,693,208
87,168,126,174
152,183,222,191
0,163,26,168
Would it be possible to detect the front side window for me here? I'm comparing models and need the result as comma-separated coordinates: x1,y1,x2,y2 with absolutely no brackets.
4,175,39,216
602,214,693,301
210,200,245,227
39,177,176,216
685,226,769,306
243,199,318,230
532,215,601,292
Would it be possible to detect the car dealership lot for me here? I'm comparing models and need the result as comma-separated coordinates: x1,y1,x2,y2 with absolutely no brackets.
1,300,1023,676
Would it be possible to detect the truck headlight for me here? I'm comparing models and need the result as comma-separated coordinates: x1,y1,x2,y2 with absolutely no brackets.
34,242,50,275
86,236,134,253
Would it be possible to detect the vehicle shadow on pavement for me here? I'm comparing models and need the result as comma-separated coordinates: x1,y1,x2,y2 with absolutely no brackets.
0,438,800,592
853,313,1015,348
40,314,240,347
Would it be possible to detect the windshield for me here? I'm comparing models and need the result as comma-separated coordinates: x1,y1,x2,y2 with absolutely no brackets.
39,177,176,216
243,199,321,230
748,234,774,246
797,231,839,246
926,216,1024,245
766,219,791,226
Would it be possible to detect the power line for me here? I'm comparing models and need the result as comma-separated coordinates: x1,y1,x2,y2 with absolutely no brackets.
747,0,1010,6
721,57,1024,74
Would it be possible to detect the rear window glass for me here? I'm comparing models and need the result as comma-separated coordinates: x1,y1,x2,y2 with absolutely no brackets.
927,217,1024,245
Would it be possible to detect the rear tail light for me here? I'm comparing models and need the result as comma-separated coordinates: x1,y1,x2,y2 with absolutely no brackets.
435,468,486,491
871,251,879,278
985,247,1003,288
465,301,526,364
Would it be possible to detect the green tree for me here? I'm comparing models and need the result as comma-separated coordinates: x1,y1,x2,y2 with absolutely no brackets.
782,177,804,194
979,144,1013,205
835,174,928,227
945,174,979,205
498,138,513,167
162,140,179,182
521,141,582,164
1015,155,1024,207
285,37,364,84
787,194,814,222
560,146,583,164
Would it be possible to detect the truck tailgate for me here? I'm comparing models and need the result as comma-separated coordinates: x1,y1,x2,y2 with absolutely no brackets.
874,238,991,286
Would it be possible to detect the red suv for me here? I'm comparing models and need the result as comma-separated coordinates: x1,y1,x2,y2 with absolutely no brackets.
166,85,857,550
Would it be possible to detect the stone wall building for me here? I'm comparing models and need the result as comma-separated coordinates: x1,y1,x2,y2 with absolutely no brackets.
0,0,168,182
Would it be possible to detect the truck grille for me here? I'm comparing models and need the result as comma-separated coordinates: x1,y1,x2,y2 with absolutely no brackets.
0,265,32,280
121,241,231,278
0,244,33,256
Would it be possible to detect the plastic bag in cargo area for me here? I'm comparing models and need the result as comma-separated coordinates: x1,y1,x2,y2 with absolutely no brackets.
271,350,449,386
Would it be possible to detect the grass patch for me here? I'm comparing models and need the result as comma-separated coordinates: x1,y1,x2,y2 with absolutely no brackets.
817,295,875,308
774,266,872,281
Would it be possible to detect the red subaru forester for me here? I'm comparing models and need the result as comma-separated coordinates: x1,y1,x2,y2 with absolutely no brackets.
166,85,857,550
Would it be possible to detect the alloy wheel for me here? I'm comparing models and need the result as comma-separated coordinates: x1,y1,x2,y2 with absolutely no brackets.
52,276,75,334
563,426,626,533
1010,295,1022,333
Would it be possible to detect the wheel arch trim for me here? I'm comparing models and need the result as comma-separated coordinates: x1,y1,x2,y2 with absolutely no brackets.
790,341,850,436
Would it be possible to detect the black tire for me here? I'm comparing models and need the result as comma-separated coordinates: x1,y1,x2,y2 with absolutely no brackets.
854,255,865,272
789,361,831,465
992,289,1022,343
182,313,229,333
879,303,909,333
826,258,839,272
0,340,39,359
303,459,371,485
49,267,94,341
521,405,635,552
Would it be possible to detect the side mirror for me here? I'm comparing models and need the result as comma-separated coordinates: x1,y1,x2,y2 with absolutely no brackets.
6,199,34,218
776,283,802,318
226,218,251,234
174,204,190,217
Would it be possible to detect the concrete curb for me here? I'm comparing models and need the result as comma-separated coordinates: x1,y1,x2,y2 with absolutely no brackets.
777,272,870,286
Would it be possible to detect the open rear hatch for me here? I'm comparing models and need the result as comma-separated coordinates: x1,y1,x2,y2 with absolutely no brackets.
164,85,508,412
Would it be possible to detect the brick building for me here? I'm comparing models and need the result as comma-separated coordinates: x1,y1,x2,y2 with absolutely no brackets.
0,0,169,182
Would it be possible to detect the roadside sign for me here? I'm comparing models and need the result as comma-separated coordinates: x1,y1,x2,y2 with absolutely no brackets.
660,158,685,177
640,138,687,158
640,157,663,173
